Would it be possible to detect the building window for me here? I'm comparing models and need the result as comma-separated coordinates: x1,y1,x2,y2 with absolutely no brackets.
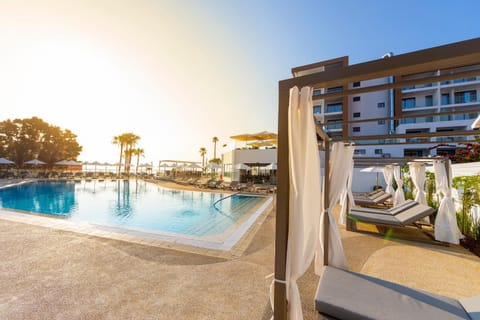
400,118,416,124
313,89,322,97
353,81,361,87
401,97,416,109
377,102,385,108
455,90,477,104
326,119,342,130
326,86,343,93
353,112,361,118
354,149,366,155
441,93,450,105
425,95,433,107
353,96,361,102
378,120,385,125
326,103,342,113
313,106,322,114
374,149,383,155
353,127,361,132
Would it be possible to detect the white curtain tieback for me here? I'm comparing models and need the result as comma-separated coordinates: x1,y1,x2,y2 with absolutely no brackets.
265,273,287,285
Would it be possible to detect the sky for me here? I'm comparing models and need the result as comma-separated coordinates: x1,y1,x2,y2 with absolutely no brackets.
1,0,479,165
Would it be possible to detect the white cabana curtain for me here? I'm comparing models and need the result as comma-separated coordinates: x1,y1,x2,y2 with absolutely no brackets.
314,142,349,272
433,159,462,244
338,145,355,225
382,165,395,195
409,162,427,205
283,86,322,320
393,165,406,207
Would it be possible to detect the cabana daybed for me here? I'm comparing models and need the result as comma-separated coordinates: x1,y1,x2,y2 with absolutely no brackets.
273,38,480,320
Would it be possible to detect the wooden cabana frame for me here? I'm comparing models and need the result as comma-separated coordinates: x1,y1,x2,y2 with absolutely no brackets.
274,37,480,319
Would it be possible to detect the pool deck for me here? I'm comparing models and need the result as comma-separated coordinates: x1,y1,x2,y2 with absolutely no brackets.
0,179,479,319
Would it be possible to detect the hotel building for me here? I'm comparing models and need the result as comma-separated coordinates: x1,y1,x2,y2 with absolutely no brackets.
292,55,480,158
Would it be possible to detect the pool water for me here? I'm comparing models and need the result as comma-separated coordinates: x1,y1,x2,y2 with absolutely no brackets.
0,180,265,237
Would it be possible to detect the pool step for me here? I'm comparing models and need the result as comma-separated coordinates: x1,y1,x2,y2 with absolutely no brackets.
183,198,260,236
166,196,263,237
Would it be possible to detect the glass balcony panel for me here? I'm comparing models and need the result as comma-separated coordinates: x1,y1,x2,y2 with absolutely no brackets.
326,104,342,113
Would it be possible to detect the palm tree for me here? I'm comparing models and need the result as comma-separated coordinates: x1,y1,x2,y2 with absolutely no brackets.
212,136,219,160
113,135,126,177
123,133,140,175
113,133,140,177
199,147,207,172
132,148,145,174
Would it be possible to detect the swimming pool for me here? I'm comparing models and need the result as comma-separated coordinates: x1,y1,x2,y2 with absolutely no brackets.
0,180,269,245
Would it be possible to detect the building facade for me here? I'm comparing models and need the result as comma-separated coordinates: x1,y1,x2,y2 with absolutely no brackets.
292,55,480,158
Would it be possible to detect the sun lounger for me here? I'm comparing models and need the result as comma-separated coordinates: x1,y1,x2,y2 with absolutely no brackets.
348,201,434,228
354,190,393,208
350,199,418,216
194,177,210,188
229,181,240,190
315,265,476,320
347,201,438,242
207,180,223,189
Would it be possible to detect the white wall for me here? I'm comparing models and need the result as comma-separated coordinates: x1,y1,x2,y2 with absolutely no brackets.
351,167,387,192
232,148,277,164
349,77,390,136
222,148,277,182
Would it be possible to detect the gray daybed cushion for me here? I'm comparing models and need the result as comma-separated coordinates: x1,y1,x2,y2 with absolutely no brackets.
348,203,434,227
394,204,434,225
348,210,403,226
315,266,470,320
388,199,418,215
350,200,418,216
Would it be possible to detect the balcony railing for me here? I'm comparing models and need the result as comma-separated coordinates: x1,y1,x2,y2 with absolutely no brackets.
402,83,433,91
402,104,435,110
440,77,479,85
454,97,478,104
399,113,477,124
436,136,469,142
402,99,479,108
406,138,430,143
325,124,342,130
325,105,343,113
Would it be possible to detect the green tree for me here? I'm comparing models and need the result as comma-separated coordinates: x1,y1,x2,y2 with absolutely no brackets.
0,117,82,166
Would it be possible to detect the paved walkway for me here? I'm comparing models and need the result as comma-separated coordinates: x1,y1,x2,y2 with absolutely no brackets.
0,179,479,319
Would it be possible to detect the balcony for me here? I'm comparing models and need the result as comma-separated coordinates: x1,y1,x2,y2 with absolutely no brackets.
402,104,436,111
326,86,343,93
325,124,342,131
440,76,480,87
402,83,434,92
438,113,478,122
399,117,434,124
406,137,430,143
436,136,469,143
400,113,477,124
441,98,479,108
325,103,343,114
